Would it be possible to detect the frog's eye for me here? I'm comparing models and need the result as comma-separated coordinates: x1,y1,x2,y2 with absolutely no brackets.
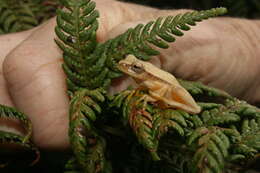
130,64,144,74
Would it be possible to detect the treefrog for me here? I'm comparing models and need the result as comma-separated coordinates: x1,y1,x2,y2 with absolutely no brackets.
118,55,201,114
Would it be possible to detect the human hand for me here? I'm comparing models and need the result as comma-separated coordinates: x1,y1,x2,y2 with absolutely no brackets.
1,0,260,150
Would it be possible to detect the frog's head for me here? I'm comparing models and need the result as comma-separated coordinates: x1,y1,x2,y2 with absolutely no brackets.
118,55,146,80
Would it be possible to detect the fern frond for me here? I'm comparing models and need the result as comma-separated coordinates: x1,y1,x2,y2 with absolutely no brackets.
110,90,160,160
0,104,33,143
179,79,232,100
55,0,100,91
0,1,19,33
198,103,241,126
110,89,190,161
110,89,132,109
230,118,260,160
0,0,40,33
153,109,187,139
127,92,159,160
225,99,260,119
188,127,231,173
69,88,109,172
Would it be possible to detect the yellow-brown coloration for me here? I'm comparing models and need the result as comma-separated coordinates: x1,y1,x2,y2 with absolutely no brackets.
118,55,201,114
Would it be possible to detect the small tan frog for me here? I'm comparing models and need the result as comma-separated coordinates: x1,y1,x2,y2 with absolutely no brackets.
118,55,201,114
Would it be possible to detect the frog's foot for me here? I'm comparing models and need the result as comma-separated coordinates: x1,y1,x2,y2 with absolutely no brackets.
136,94,155,110
125,89,138,103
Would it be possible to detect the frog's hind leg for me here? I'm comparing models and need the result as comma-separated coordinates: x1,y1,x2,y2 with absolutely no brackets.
148,85,169,103
138,85,169,110
136,94,156,110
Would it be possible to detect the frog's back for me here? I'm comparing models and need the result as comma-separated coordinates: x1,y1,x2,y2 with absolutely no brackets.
142,60,179,85
126,54,180,85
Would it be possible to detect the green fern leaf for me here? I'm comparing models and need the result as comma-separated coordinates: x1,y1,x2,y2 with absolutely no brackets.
69,88,109,173
110,90,160,160
0,104,33,143
225,99,260,119
153,109,186,138
129,93,159,160
110,89,132,109
179,79,231,99
198,103,241,126
188,127,230,173
0,0,40,33
55,0,100,91
231,118,260,159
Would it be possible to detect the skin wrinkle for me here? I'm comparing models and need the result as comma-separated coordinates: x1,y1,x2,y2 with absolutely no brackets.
199,19,258,98
117,2,136,22
214,55,237,90
0,81,13,106
202,42,222,82
4,49,43,77
162,23,219,81
0,29,35,59
240,53,260,100
6,59,67,138
237,58,254,98
208,40,254,99
161,49,181,77
200,36,222,85
173,39,199,79
97,3,130,41
117,1,159,21
98,2,159,42
32,108,69,149
4,22,62,95
23,90,68,120
206,47,236,93
218,19,260,70
14,76,54,105
246,78,260,102
246,22,260,76
0,30,36,106
229,20,256,61
6,58,63,92
227,20,260,98
37,58,63,71
97,11,113,42
12,69,66,107
14,80,69,148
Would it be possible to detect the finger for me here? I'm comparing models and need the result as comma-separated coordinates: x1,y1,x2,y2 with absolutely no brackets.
3,18,70,149
106,13,260,103
104,18,226,92
95,0,159,42
0,29,36,106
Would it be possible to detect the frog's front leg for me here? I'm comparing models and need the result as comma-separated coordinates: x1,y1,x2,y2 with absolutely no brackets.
142,81,170,108
144,80,170,102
